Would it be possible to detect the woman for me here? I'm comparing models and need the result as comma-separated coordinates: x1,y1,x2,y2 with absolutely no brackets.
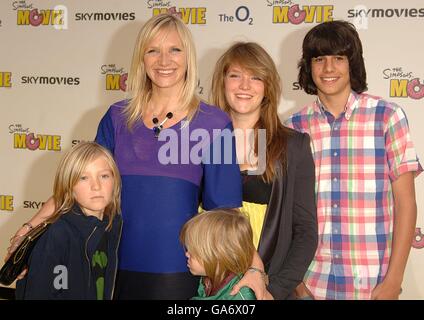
8,14,254,300
211,42,318,299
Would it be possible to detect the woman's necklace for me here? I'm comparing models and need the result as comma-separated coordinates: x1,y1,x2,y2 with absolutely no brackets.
152,112,173,138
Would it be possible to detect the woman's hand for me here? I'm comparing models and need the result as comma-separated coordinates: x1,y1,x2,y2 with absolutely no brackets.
5,225,31,262
4,225,32,279
294,282,314,299
230,267,271,300
3,197,54,280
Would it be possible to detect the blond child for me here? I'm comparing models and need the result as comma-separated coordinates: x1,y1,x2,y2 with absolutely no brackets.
16,142,122,300
180,209,256,300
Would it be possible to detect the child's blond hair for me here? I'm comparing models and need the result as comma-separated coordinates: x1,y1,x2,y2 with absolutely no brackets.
180,209,254,287
48,141,121,231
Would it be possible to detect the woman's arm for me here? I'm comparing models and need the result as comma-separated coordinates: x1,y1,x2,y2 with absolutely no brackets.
6,197,55,261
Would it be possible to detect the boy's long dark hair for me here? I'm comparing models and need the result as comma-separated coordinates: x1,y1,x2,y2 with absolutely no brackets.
298,20,367,95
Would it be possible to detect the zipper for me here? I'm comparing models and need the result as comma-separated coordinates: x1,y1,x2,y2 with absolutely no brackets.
85,226,97,289
110,220,123,299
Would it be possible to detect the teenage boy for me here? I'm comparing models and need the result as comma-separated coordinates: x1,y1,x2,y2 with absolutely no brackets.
286,20,422,300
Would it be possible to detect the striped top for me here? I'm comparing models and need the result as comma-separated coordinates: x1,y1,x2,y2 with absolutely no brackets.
285,92,422,299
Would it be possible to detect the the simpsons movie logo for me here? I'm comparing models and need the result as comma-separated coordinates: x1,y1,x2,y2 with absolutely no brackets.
149,3,207,25
383,67,424,100
9,124,61,151
102,64,127,92
268,1,333,24
14,0,66,28
0,195,14,211
0,72,12,88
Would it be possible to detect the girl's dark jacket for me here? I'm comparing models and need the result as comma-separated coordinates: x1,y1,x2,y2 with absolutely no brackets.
16,205,122,300
259,129,318,300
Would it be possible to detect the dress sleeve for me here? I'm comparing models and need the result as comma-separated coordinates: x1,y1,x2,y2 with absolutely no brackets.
95,107,115,155
201,122,242,210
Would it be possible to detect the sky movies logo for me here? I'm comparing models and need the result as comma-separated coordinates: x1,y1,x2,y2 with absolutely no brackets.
74,11,135,21
21,75,80,85
23,200,45,209
347,7,424,19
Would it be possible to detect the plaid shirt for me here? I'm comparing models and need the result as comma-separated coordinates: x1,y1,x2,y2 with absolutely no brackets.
285,92,422,300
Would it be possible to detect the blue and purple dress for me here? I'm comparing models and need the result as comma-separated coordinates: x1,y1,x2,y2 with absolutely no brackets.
95,100,242,299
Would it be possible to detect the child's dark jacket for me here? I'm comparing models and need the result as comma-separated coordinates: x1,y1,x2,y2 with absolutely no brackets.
16,205,122,300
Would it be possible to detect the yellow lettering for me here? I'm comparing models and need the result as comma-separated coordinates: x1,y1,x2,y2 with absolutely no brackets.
52,10,64,25
38,135,47,150
152,8,168,16
17,10,30,25
304,6,316,23
52,135,61,151
316,6,323,22
106,74,120,90
0,72,12,87
178,8,207,24
323,6,333,22
41,10,51,25
273,6,289,23
197,8,206,24
300,6,333,23
14,133,26,149
4,72,11,87
31,135,61,150
180,8,190,24
191,8,197,24
0,195,14,211
390,79,408,97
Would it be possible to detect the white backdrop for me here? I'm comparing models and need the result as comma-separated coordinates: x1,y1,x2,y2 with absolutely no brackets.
1,0,423,299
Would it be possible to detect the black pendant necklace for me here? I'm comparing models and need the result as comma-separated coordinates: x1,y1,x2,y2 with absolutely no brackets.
152,112,173,138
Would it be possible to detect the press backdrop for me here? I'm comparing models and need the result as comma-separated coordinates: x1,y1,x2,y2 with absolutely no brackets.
1,0,423,299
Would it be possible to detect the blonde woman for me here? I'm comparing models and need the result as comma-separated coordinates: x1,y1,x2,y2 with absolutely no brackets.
16,142,122,300
8,14,265,299
211,42,318,299
180,209,256,300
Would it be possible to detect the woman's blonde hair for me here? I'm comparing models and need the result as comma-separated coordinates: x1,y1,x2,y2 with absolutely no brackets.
180,209,254,288
211,42,290,182
47,142,121,231
125,13,200,129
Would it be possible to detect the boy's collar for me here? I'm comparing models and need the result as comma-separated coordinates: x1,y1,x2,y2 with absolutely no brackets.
315,91,359,120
